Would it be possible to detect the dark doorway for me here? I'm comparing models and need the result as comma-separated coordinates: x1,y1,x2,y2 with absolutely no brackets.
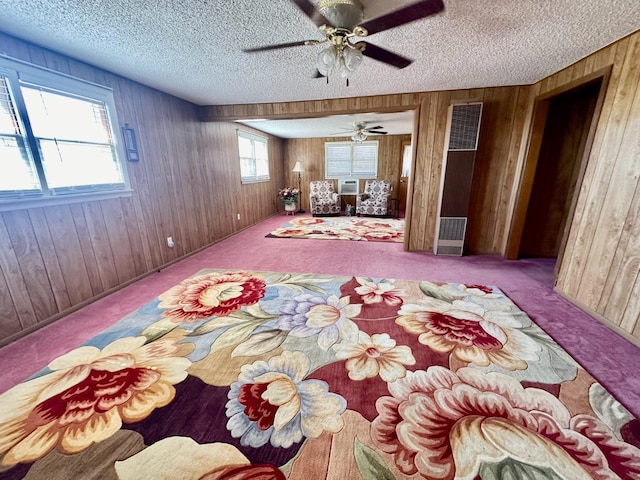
519,79,602,258
506,68,611,280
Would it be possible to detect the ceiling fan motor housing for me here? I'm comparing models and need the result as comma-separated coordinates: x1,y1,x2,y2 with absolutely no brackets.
317,0,364,29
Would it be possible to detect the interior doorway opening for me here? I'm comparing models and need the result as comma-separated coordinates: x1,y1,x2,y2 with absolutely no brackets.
506,68,611,283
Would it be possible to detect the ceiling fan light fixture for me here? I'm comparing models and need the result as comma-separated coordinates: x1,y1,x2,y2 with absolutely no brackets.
317,0,364,29
316,45,339,77
316,44,363,80
351,130,367,142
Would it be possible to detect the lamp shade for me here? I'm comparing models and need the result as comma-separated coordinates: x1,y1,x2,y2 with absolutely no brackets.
292,161,304,173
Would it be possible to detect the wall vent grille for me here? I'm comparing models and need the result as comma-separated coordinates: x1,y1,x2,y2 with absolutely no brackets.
449,103,482,150
436,245,464,256
438,217,467,241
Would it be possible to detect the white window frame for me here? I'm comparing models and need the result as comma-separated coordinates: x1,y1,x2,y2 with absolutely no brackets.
0,56,130,210
324,140,378,179
237,130,270,184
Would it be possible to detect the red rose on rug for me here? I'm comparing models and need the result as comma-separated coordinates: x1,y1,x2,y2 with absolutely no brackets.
0,337,190,466
372,366,640,480
158,271,266,322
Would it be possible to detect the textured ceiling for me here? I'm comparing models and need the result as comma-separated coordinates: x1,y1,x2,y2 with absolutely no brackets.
0,0,639,109
238,111,415,138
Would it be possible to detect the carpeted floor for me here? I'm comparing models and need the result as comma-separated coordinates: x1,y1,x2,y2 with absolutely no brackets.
267,216,404,242
1,268,639,479
0,214,638,425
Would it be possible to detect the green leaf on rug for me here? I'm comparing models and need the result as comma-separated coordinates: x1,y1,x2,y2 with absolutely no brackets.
419,281,455,302
521,326,579,368
354,438,395,480
209,321,262,353
478,458,563,480
189,316,250,336
270,274,330,294
231,329,289,357
140,317,179,343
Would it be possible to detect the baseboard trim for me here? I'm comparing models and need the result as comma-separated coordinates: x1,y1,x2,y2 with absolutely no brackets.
0,212,282,349
554,287,640,349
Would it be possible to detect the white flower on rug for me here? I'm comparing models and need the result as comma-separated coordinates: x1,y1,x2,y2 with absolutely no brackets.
276,294,362,350
0,337,190,466
334,332,416,382
225,351,346,448
397,297,541,371
420,280,502,301
354,278,404,306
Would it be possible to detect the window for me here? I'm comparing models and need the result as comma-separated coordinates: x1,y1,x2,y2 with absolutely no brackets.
325,141,378,179
401,143,412,177
237,131,269,184
0,56,128,203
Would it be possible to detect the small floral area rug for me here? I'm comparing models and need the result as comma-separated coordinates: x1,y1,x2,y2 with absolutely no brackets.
267,216,404,242
1,269,639,480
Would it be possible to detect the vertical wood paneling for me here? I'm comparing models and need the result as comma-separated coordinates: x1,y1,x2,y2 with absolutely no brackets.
528,30,640,340
283,135,410,213
0,215,38,329
2,211,57,320
3,28,637,345
68,204,105,297
27,208,72,313
0,33,284,346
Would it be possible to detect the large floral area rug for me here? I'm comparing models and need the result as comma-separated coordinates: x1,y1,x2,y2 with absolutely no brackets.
267,217,404,242
1,270,639,480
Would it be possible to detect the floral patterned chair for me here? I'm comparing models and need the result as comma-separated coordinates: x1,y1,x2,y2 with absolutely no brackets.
356,179,392,216
310,180,341,216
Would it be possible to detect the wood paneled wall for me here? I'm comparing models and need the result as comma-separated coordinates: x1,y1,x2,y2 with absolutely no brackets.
531,31,640,340
0,33,285,345
283,135,411,212
201,87,533,253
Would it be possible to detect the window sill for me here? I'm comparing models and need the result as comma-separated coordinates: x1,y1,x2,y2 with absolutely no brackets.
241,178,271,185
0,189,134,212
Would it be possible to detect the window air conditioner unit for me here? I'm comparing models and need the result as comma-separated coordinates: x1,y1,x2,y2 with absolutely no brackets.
338,179,358,195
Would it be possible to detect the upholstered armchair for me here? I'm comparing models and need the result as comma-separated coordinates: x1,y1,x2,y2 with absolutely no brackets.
310,180,341,216
356,179,392,216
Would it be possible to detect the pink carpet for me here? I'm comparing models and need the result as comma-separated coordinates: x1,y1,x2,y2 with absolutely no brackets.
1,213,639,419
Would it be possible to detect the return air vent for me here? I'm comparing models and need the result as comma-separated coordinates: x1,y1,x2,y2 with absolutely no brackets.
449,104,482,150
436,218,467,256
434,102,483,256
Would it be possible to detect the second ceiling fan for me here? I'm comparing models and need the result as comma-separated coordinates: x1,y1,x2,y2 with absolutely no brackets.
243,0,445,83
333,121,388,142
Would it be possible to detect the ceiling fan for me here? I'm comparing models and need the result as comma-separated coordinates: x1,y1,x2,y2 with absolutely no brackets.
243,0,445,83
332,121,388,142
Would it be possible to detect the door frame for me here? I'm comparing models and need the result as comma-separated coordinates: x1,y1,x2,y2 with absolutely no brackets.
505,66,612,272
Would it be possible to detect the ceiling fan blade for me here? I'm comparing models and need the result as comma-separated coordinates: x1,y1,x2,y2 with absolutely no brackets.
243,41,311,53
367,131,388,135
366,125,385,130
290,0,332,27
360,42,413,69
359,0,444,35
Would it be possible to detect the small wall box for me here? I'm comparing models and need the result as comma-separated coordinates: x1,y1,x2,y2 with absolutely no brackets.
122,123,139,162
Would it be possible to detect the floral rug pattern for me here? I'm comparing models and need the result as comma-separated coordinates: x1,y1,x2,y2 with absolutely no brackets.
267,217,404,243
1,269,639,479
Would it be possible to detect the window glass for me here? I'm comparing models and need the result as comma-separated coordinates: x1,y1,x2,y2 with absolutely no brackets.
324,141,378,179
0,56,128,203
238,131,270,183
